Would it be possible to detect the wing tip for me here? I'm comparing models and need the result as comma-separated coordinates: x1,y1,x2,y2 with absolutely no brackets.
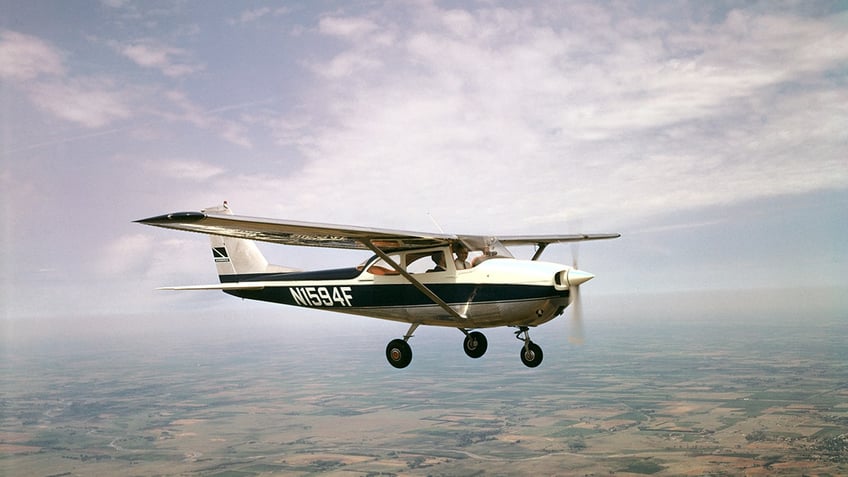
135,211,206,225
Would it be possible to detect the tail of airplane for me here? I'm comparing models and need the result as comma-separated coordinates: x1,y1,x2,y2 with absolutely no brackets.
203,202,299,282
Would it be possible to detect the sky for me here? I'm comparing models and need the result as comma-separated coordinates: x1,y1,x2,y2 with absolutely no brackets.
1,0,846,322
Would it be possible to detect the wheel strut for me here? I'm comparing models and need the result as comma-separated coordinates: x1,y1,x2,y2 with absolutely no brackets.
515,326,530,348
515,326,543,368
386,323,420,369
403,323,419,342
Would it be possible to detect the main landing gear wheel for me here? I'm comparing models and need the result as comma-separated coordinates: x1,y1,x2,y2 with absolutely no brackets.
386,339,412,369
463,331,488,359
520,342,543,368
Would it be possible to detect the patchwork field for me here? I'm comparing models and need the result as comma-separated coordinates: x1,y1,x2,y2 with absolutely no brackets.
2,308,846,476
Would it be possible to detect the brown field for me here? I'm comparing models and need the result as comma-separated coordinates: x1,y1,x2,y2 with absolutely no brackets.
1,310,846,476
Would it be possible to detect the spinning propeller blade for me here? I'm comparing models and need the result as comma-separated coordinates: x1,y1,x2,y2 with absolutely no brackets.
568,283,584,345
568,239,585,345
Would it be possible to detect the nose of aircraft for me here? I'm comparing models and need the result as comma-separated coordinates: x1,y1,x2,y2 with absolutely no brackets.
567,269,595,287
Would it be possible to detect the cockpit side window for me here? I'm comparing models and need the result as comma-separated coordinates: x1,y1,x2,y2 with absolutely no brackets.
360,247,459,276
406,250,447,274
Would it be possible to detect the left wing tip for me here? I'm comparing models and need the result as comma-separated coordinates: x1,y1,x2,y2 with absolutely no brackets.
135,211,206,225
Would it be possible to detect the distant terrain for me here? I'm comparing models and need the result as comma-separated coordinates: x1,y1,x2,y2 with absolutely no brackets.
2,290,847,476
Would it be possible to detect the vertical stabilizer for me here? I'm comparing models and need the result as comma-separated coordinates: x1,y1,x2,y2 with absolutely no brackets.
203,202,296,281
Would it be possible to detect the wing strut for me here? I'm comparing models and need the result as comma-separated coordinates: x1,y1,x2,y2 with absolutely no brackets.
531,243,549,261
361,239,471,325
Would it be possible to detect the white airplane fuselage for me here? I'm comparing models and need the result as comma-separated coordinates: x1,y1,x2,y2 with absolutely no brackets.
221,255,575,328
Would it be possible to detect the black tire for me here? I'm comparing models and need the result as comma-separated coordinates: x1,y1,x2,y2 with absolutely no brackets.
463,331,488,359
386,339,412,368
520,342,543,368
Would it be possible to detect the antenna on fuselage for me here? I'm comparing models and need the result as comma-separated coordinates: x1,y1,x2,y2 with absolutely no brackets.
426,212,446,234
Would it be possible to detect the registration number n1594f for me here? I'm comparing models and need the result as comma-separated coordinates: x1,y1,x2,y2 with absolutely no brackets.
290,286,353,307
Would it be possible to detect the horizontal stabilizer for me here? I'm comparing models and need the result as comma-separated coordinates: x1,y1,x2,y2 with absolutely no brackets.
157,283,265,291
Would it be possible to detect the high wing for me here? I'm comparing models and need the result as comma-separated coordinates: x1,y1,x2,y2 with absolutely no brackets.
136,209,620,253
498,234,621,246
495,234,620,261
135,210,457,252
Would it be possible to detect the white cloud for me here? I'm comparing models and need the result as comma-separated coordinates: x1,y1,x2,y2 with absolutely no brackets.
263,3,848,230
314,50,383,79
161,90,253,148
97,233,155,276
26,77,133,128
264,113,318,149
318,16,379,38
0,29,252,142
116,39,204,77
99,0,130,8
237,7,273,24
0,29,64,81
230,7,291,25
2,30,258,140
307,15,396,79
0,30,138,129
143,159,226,182
95,234,212,294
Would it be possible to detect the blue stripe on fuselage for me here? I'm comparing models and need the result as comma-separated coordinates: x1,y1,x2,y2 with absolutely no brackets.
224,282,568,309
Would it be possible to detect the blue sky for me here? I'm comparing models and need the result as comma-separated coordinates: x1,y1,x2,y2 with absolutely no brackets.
1,1,846,320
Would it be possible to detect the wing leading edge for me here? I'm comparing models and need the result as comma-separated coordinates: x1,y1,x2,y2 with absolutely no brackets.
135,210,456,252
136,209,620,253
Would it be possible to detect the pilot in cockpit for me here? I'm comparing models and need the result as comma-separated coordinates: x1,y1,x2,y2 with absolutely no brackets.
453,243,470,270
427,251,446,272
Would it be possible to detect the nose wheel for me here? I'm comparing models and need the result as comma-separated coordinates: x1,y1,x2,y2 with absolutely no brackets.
516,326,543,368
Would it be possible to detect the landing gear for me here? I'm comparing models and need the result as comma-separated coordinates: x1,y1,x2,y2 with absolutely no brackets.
386,323,418,369
386,339,412,368
520,342,543,368
387,325,544,368
515,326,543,368
462,331,488,359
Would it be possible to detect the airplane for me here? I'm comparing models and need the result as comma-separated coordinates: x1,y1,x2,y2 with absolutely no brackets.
136,202,620,368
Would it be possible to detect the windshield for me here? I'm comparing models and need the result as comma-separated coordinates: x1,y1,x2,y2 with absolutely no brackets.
358,254,401,276
458,236,513,259
356,240,513,275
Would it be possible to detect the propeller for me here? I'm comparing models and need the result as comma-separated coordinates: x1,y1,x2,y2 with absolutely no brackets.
568,243,585,345
567,228,590,345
